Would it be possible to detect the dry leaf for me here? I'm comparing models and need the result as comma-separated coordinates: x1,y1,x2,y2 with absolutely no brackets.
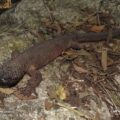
63,49,79,60
63,49,74,55
0,88,14,95
63,49,90,61
63,49,78,57
44,99,54,110
78,49,91,56
73,64,88,73
63,49,90,56
107,57,114,66
101,47,108,71
90,25,105,32
56,85,67,100
48,85,67,100
0,0,12,9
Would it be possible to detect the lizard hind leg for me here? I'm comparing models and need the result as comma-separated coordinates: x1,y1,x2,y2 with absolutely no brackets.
19,66,43,97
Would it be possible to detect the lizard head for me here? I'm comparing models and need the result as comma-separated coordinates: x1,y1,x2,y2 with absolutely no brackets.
0,63,23,88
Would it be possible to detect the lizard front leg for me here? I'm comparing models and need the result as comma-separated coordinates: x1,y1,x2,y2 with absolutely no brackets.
19,66,43,97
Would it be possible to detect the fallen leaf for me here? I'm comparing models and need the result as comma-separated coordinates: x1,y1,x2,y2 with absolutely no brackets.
63,49,90,61
101,47,108,71
62,49,79,61
0,0,12,9
56,85,67,100
107,57,114,66
78,49,91,56
73,64,88,73
64,49,90,56
0,88,15,95
44,99,54,110
90,25,105,32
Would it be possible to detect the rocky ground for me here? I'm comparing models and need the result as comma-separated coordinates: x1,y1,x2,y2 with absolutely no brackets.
0,0,120,120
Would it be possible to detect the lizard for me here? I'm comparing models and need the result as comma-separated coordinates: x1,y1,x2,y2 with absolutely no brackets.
0,29,120,97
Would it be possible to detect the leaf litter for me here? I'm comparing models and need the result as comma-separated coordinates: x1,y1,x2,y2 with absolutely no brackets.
0,9,120,119
47,39,120,119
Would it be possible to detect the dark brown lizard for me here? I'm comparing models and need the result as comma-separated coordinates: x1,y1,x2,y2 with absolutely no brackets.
0,29,120,97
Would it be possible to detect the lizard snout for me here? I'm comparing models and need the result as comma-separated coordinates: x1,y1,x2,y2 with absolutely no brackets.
0,78,16,88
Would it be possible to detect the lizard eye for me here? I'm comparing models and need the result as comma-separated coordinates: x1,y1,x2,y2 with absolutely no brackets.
0,78,7,87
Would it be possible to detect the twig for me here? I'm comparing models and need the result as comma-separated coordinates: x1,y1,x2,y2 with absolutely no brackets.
99,83,118,109
42,0,54,22
56,102,91,119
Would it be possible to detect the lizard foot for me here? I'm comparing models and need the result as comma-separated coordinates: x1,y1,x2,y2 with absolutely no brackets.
20,86,38,97
14,86,38,100
14,70,42,100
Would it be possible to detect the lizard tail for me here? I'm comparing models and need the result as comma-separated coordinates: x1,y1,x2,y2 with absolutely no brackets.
71,28,120,43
